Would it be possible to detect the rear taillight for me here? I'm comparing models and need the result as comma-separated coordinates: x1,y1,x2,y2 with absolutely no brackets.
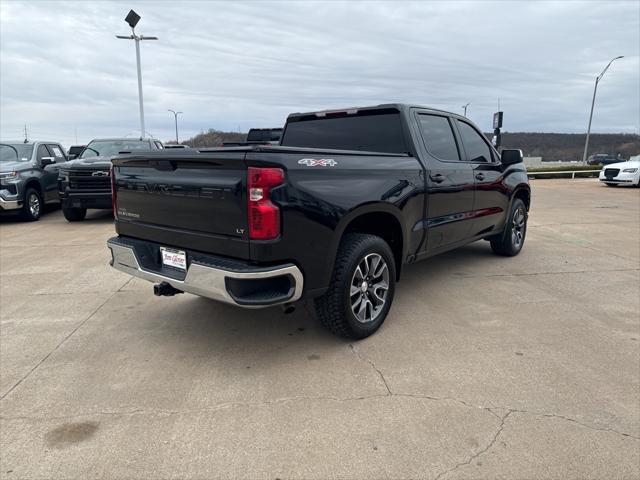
110,165,117,219
247,167,284,240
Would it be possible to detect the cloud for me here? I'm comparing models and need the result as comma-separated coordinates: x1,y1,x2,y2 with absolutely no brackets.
1,0,638,147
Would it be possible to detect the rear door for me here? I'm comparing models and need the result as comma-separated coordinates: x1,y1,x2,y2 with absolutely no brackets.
454,119,508,238
114,151,250,259
414,112,475,253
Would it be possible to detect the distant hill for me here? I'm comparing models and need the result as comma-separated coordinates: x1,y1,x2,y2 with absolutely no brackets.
178,129,245,147
487,132,640,162
178,129,639,162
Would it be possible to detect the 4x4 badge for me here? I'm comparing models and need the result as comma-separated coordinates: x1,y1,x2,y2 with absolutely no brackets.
298,158,337,167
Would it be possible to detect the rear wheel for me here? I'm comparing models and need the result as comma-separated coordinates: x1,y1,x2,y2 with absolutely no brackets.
21,188,42,221
62,206,87,222
314,233,396,339
490,198,527,256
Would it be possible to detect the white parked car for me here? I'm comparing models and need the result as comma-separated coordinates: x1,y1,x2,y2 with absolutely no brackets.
599,157,640,187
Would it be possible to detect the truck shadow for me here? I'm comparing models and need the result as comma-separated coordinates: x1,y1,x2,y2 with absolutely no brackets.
0,204,60,224
83,209,115,223
140,242,499,356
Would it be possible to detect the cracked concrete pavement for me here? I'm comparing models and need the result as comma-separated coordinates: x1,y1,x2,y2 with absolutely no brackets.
1,179,639,479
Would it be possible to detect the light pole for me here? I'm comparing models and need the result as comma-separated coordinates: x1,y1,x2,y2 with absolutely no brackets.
116,10,158,139
582,56,624,163
462,103,470,116
168,109,182,144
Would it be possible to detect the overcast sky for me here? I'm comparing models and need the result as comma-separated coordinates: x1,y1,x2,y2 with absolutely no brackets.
1,0,638,147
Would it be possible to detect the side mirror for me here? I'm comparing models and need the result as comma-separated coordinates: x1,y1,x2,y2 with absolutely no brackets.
501,149,523,166
68,154,78,160
40,157,55,167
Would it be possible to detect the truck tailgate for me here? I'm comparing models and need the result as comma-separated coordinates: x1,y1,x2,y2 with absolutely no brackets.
113,152,249,259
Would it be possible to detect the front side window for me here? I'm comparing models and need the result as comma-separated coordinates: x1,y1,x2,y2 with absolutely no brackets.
37,144,50,161
456,120,492,162
417,114,460,161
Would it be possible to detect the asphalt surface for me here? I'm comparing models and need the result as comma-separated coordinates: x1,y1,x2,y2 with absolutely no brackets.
1,179,639,479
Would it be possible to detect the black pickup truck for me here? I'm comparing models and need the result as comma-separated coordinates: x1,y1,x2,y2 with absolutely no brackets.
107,104,530,339
58,138,163,221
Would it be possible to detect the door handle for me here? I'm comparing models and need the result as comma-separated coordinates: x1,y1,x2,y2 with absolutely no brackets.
430,173,445,183
475,173,485,181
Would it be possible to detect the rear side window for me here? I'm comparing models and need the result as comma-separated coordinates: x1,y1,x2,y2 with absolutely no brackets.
417,114,460,161
457,120,492,162
282,112,408,154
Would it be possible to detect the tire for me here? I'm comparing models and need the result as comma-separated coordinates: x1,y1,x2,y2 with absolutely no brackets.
314,233,396,339
490,198,527,257
20,187,42,221
62,206,87,222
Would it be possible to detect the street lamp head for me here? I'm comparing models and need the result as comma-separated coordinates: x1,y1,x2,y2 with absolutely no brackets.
125,10,141,29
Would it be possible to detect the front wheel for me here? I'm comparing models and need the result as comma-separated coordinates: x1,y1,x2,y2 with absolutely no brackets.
62,206,87,222
314,233,396,339
21,188,42,221
490,198,528,256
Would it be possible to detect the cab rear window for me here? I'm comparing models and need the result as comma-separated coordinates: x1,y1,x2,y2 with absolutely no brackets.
282,111,408,154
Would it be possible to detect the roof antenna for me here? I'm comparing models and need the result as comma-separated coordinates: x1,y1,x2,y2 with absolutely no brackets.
23,124,29,143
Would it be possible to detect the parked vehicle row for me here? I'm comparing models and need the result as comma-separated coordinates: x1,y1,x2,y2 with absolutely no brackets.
0,141,68,220
587,153,626,166
221,127,283,147
0,138,164,221
599,156,640,187
106,103,532,339
58,138,164,221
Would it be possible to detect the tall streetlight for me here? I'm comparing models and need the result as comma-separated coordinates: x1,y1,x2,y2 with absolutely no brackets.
168,109,182,144
462,103,470,116
582,56,624,163
116,10,158,139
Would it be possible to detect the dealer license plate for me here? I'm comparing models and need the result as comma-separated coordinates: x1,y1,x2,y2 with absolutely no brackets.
160,247,187,270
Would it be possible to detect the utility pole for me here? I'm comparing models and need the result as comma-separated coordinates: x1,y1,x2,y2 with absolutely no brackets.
582,56,624,163
23,125,28,143
462,103,470,117
168,109,182,144
116,10,158,139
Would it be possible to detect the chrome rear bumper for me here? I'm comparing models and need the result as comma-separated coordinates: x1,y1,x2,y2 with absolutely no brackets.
107,238,303,308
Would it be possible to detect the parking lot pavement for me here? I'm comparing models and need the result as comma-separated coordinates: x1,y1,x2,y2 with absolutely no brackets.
1,179,638,479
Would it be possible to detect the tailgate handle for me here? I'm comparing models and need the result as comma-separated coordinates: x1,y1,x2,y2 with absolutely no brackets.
150,160,177,171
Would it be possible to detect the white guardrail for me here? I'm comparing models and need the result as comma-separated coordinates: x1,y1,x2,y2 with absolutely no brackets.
527,169,601,179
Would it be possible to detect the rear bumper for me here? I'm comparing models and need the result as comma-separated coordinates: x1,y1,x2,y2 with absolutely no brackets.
107,236,304,308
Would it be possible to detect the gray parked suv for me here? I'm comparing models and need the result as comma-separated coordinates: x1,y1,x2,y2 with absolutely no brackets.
0,141,69,221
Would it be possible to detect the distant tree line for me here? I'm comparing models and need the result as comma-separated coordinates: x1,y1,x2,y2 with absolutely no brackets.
486,132,639,161
176,129,245,148
177,129,639,162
